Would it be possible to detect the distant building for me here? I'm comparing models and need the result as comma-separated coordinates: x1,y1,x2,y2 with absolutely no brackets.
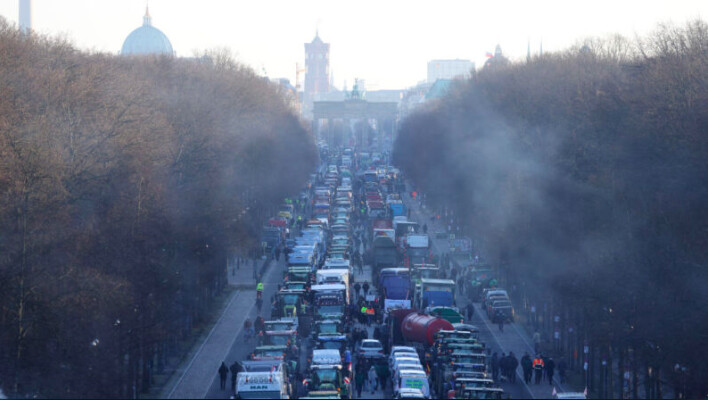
483,44,509,69
121,7,174,56
427,59,474,83
303,32,331,119
19,0,31,34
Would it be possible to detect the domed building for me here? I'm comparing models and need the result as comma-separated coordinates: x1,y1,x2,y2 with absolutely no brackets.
121,7,174,56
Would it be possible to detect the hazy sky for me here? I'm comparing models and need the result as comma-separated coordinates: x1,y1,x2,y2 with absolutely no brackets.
0,0,705,89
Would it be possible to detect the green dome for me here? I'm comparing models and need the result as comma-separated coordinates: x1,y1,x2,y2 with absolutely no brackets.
121,9,173,56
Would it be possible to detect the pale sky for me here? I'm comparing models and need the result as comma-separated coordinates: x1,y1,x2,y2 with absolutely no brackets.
0,0,705,90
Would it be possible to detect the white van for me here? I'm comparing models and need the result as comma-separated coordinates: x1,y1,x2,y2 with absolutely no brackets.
235,360,289,399
391,356,422,372
394,369,430,399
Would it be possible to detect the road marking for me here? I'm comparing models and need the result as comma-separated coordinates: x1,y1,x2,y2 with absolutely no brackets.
166,290,242,399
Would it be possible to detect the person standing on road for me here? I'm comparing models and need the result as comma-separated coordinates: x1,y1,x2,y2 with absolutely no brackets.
230,361,241,392
521,352,533,384
218,361,228,390
533,354,545,384
362,282,370,297
546,357,556,385
466,302,475,320
497,310,505,333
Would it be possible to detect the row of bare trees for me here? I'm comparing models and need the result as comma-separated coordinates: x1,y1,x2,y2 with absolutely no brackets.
0,18,317,398
394,21,707,398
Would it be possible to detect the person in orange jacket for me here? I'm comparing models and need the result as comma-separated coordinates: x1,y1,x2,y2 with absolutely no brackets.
533,354,545,384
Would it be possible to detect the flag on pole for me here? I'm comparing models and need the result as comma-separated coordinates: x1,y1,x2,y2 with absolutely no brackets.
485,52,494,58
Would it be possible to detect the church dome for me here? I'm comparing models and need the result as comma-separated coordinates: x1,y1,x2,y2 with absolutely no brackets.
121,8,173,56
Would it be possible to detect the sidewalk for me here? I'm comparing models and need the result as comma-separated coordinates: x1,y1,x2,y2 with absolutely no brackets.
161,256,271,399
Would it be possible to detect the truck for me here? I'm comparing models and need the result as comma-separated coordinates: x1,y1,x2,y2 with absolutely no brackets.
414,278,456,309
389,201,407,218
401,313,455,347
402,234,430,267
372,218,393,238
261,226,283,252
393,218,419,248
235,360,290,399
311,284,347,321
373,229,397,273
367,201,387,218
315,270,350,305
379,268,412,311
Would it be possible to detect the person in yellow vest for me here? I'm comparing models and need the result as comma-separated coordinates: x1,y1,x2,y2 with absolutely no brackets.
256,282,263,299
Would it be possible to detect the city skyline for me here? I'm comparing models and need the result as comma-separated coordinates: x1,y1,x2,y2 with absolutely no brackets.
0,0,705,90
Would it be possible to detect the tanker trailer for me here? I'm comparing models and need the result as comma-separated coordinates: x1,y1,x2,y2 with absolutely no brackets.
401,313,454,347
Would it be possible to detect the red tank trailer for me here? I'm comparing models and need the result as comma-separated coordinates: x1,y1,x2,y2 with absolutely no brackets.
401,313,454,346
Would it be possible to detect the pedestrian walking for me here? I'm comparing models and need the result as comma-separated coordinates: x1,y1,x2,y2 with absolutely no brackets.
368,365,378,393
491,352,500,381
466,303,474,320
546,357,556,385
533,354,545,384
509,352,519,383
218,361,228,390
355,366,365,397
275,246,281,261
497,310,505,333
230,361,241,392
362,281,370,297
500,353,508,381
244,318,254,340
521,353,533,384
353,282,361,301
375,361,389,391
422,223,428,234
